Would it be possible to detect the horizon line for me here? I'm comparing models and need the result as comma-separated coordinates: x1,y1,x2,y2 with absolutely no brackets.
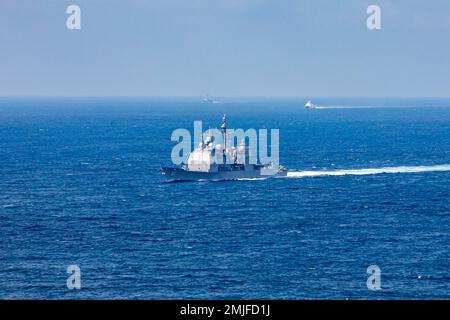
1,95,450,100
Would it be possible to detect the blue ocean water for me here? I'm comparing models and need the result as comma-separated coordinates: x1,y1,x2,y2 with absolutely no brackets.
0,97,449,299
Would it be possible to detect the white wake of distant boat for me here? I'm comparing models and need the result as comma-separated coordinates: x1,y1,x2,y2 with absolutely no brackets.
312,106,392,109
286,164,450,178
303,99,442,109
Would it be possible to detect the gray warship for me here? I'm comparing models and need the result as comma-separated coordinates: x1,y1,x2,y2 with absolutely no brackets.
162,115,287,181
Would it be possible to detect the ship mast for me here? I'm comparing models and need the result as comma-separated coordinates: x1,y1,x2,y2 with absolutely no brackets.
221,114,227,164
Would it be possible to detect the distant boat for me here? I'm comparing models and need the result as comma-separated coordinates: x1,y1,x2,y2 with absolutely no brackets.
202,94,219,104
304,100,317,109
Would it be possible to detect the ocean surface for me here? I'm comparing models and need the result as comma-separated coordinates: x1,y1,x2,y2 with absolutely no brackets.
1,97,450,299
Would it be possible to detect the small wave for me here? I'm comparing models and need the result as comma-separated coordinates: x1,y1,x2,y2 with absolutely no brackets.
2,204,19,209
286,164,450,178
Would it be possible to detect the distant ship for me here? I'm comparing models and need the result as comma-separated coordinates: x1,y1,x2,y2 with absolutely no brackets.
304,100,318,109
202,94,219,104
161,115,287,181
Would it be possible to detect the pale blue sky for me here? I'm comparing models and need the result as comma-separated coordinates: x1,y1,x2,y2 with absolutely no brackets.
1,0,449,97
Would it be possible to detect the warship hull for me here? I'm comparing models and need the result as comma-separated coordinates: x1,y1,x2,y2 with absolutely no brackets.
161,167,287,182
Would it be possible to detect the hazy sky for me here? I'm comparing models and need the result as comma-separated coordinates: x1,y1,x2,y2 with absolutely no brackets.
1,0,450,97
